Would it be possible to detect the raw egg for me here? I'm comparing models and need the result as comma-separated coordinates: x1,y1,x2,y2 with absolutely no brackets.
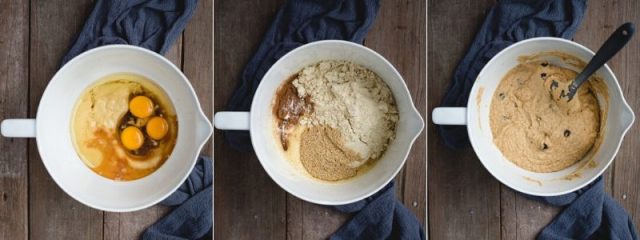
129,96,154,118
146,117,169,140
121,126,144,150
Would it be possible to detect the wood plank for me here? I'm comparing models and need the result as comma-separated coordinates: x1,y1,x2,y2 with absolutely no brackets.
103,36,183,240
103,206,172,240
287,0,429,237
184,0,213,139
104,0,214,237
500,187,560,239
182,0,215,234
28,1,103,240
0,0,30,239
427,0,502,239
214,0,287,239
286,195,349,239
598,0,640,230
182,0,214,235
499,1,635,238
216,0,427,238
366,0,427,226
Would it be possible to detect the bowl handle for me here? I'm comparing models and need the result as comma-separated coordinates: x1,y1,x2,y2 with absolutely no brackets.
432,107,467,125
214,112,250,130
1,119,36,138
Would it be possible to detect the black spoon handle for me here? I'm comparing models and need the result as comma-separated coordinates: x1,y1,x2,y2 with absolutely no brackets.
567,22,635,100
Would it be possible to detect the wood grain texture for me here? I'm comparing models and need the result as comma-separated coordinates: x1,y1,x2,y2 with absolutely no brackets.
182,0,214,233
28,1,103,239
366,0,427,225
103,206,172,240
0,1,212,239
286,196,349,240
214,0,426,238
0,0,29,239
102,35,183,240
287,0,428,237
427,0,501,239
582,0,640,230
428,0,640,239
101,0,213,238
214,0,287,239
184,0,213,147
497,1,637,238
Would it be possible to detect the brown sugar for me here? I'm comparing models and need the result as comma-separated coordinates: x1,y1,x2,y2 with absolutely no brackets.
299,126,364,181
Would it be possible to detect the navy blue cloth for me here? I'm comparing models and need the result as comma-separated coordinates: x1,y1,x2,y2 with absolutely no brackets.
536,177,637,240
225,0,381,151
61,0,197,65
142,156,213,240
224,0,424,239
438,0,638,239
331,182,425,240
60,1,210,239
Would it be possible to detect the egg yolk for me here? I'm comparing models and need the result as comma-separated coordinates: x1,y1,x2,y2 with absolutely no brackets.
146,117,169,140
129,96,154,118
121,126,144,150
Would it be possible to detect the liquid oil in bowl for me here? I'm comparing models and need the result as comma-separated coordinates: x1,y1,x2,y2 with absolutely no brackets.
70,73,178,181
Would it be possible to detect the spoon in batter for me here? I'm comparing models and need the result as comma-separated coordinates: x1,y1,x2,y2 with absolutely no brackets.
561,22,635,101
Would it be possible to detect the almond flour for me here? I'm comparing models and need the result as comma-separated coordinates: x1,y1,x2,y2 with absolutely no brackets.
293,60,398,169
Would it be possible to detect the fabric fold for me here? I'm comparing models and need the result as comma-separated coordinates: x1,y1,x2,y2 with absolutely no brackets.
61,0,197,65
60,1,210,239
331,182,425,240
223,0,424,239
142,156,213,240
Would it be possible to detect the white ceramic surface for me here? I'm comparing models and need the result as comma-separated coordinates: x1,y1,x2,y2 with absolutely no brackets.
215,40,424,205
432,37,635,196
0,45,213,212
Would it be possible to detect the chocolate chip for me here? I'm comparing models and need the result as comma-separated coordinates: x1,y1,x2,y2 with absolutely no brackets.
564,130,571,137
541,143,548,150
541,62,549,67
540,73,547,79
560,90,566,98
499,93,505,99
550,80,559,90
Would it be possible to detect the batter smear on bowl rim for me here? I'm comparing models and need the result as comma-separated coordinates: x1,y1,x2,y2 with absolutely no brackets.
273,60,399,181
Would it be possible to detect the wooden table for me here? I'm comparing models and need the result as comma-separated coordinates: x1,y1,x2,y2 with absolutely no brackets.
428,0,640,239
0,1,212,239
214,0,425,239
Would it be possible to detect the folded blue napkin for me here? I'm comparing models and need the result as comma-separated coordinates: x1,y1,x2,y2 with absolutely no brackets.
536,177,637,239
142,156,213,240
62,0,197,65
61,1,211,239
331,182,425,240
438,0,638,239
225,0,424,239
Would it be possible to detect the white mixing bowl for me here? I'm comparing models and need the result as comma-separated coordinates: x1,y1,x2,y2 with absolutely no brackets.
433,37,634,196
